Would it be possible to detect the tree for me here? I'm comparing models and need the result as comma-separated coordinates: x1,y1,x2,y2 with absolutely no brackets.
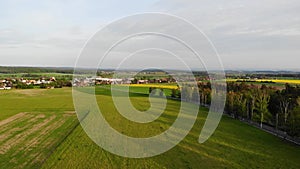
226,91,235,115
235,93,247,119
255,91,271,128
159,89,164,97
287,105,300,137
279,96,291,124
202,88,211,105
280,85,299,125
269,91,281,129
172,88,181,98
192,87,199,103
247,92,256,121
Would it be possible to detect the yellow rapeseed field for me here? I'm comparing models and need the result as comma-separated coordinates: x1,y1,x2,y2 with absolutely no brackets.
269,79,300,84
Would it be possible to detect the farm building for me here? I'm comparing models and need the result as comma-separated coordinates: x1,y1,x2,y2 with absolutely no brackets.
137,80,148,84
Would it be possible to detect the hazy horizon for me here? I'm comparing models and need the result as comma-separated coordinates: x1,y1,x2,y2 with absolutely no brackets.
1,64,300,72
1,0,300,70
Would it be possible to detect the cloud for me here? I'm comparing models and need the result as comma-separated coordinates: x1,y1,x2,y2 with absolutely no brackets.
0,0,300,70
151,0,300,70
0,0,159,67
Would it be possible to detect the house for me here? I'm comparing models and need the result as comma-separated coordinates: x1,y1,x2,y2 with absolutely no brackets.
0,84,10,90
124,78,134,84
0,79,13,90
0,82,5,90
50,77,56,82
110,78,123,84
159,78,169,83
27,80,36,85
35,80,42,85
137,80,148,84
95,77,123,85
95,77,111,85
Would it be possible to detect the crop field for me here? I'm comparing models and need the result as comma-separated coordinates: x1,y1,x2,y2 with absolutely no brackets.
0,87,300,168
95,84,175,97
0,88,77,168
227,79,300,85
0,112,77,168
127,84,179,90
265,79,300,84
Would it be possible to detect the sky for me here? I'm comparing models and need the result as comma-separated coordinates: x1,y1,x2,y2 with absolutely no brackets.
0,0,300,70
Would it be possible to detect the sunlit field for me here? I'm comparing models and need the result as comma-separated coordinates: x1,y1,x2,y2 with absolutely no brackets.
0,89,77,168
124,83,179,90
1,87,299,168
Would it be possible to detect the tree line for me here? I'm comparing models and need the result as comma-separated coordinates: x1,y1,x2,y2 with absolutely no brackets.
171,82,300,137
225,83,300,137
0,66,75,74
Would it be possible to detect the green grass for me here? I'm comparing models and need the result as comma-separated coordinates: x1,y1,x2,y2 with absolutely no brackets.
1,87,300,168
45,87,300,169
42,115,300,169
0,88,77,168
92,85,173,97
0,88,74,121
0,111,77,169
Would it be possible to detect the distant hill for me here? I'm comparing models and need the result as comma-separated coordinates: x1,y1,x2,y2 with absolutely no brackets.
0,66,75,74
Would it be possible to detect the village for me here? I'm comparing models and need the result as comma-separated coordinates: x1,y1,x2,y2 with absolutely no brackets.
0,72,211,90
0,75,178,90
0,77,57,90
72,76,177,87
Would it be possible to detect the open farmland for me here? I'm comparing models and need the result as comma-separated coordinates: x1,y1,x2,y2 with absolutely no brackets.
45,87,300,168
0,87,300,168
227,78,300,85
0,112,77,168
127,83,179,90
0,88,77,168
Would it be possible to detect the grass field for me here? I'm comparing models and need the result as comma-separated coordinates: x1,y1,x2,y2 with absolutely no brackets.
0,87,300,168
0,89,77,168
95,84,174,97
0,112,77,169
127,84,179,89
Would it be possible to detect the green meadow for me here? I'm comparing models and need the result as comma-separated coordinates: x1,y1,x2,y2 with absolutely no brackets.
0,87,299,168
